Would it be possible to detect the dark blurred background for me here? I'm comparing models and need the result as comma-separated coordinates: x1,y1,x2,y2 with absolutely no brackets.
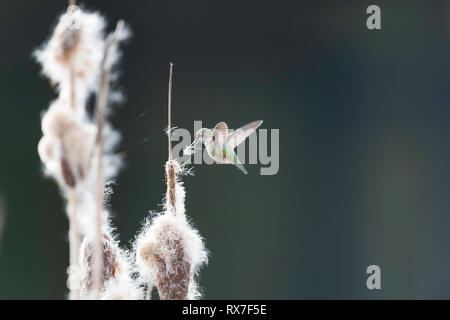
1,0,450,299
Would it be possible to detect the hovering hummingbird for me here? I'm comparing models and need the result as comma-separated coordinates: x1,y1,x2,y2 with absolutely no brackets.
185,120,263,174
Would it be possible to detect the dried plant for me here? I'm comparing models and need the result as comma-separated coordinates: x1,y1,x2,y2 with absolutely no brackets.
35,3,133,299
36,3,210,301
135,64,208,300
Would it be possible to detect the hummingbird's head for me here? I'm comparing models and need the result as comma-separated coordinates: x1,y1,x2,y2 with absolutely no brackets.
183,128,213,156
194,128,213,144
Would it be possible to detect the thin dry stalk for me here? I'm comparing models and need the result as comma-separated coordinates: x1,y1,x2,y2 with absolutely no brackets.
168,62,173,160
68,190,80,299
166,63,177,215
92,20,125,298
67,32,79,299
92,46,109,299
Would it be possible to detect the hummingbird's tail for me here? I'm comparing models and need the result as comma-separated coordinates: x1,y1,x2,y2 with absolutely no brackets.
229,148,248,174
234,162,248,174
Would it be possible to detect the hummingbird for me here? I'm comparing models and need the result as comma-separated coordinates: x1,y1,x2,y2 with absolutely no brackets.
185,120,263,174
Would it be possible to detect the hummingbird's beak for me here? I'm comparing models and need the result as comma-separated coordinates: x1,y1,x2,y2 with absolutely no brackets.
183,138,201,156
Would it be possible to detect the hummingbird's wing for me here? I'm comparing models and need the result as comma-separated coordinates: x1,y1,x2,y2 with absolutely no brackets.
227,120,263,149
212,122,228,145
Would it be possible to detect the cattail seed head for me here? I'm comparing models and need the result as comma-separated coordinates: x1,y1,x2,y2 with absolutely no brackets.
79,229,142,300
80,233,119,291
136,212,208,300
79,228,142,300
34,7,106,108
57,6,81,63
136,216,190,299
135,157,207,300
154,238,191,300
38,99,96,188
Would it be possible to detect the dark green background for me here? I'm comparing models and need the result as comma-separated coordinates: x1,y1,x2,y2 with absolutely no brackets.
1,0,450,299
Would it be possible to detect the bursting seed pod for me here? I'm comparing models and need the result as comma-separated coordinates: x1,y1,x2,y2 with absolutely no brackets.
135,64,208,300
135,161,208,300
35,5,106,113
80,226,142,300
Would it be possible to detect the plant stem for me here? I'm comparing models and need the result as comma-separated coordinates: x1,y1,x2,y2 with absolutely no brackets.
93,64,109,299
166,63,177,216
68,190,80,300
92,21,125,299
67,59,80,299
92,44,110,301
168,62,173,161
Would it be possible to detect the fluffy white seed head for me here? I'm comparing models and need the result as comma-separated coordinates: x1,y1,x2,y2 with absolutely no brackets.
79,225,141,299
34,6,106,109
135,158,208,299
135,212,208,299
38,98,96,189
